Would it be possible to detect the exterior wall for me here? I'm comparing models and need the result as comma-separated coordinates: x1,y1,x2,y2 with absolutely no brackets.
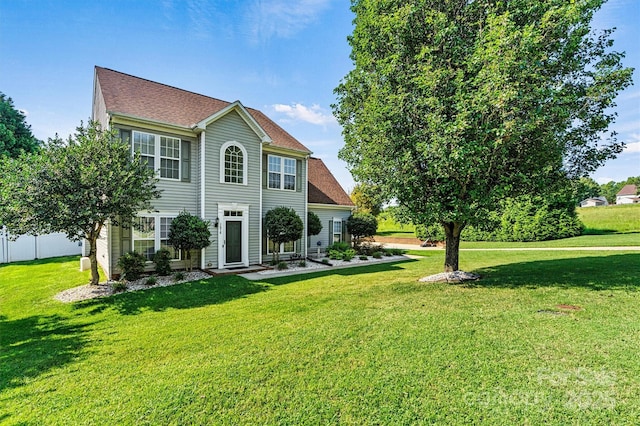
616,195,639,205
106,124,201,278
91,77,109,128
203,110,263,268
308,205,352,254
262,149,308,258
96,223,111,278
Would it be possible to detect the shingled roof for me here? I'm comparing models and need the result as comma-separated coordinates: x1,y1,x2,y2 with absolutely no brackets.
94,66,311,153
308,157,354,206
617,184,638,196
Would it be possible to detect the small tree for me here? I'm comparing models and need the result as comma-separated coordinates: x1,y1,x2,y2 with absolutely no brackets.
264,206,303,263
347,213,377,249
0,121,159,285
167,211,211,271
307,211,322,237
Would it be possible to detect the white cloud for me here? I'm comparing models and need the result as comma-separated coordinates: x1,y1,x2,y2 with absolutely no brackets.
272,103,336,126
244,0,332,43
623,140,640,154
595,176,615,184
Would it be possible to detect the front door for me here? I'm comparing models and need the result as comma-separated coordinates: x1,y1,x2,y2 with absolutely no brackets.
225,220,242,264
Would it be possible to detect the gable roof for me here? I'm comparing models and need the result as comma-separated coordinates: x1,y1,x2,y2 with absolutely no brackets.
308,157,354,207
94,66,311,153
617,184,638,196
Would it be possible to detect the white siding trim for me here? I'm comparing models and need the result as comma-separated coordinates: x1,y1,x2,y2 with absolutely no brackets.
200,131,206,269
219,141,248,186
259,143,263,264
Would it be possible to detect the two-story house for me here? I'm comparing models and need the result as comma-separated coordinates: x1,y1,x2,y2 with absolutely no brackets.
92,67,353,279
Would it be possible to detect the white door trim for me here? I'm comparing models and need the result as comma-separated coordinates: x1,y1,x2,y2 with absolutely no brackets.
217,203,249,268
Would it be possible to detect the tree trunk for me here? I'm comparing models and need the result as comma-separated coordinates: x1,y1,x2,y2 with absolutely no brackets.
443,222,464,272
88,234,100,285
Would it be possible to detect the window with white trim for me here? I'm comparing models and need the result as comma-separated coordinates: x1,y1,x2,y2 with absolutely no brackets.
220,142,247,185
267,238,296,254
132,215,180,261
268,155,296,190
132,131,181,180
333,219,343,243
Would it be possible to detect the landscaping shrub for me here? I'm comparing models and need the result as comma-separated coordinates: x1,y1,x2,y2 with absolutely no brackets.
153,248,173,276
347,213,378,249
372,251,383,259
277,261,289,270
359,255,369,260
173,271,185,282
357,242,385,255
145,276,157,286
117,251,146,281
415,195,583,243
328,249,344,260
342,249,356,261
327,241,350,252
298,260,307,267
385,248,405,256
307,211,323,237
321,258,330,264
112,281,127,293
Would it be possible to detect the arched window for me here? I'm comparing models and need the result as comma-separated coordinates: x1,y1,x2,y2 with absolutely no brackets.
220,142,247,185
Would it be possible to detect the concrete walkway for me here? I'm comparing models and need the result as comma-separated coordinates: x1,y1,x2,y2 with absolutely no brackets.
240,255,409,280
383,243,640,251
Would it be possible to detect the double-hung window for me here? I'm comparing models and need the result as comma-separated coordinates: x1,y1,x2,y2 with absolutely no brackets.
268,155,296,190
132,131,181,180
160,136,180,179
132,215,180,261
267,238,296,254
332,219,343,243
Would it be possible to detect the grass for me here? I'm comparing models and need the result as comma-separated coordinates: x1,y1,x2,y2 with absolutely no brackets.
2,252,640,424
578,203,640,234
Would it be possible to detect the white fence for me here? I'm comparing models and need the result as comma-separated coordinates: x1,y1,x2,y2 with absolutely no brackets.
0,227,82,263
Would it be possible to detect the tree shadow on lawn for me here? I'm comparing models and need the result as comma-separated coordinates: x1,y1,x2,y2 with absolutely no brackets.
0,314,93,393
259,259,416,286
74,275,269,316
469,253,640,291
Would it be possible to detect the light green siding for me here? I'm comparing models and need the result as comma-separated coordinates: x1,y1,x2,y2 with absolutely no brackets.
203,110,263,267
308,206,352,252
262,152,308,256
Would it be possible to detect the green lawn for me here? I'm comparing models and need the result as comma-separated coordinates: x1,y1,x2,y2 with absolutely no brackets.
579,203,640,234
2,253,640,424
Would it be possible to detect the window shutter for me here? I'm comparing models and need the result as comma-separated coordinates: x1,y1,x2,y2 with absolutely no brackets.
119,129,131,147
342,220,348,243
181,140,191,182
262,154,268,188
296,159,302,192
328,220,333,245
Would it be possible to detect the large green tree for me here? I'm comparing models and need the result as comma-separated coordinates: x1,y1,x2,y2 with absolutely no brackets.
0,92,41,157
0,121,160,284
334,0,633,272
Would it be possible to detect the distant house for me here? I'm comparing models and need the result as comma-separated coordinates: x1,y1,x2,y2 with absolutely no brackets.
616,184,639,205
579,197,608,208
92,66,353,278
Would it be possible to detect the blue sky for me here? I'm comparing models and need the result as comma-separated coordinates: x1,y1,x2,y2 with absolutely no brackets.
0,0,638,190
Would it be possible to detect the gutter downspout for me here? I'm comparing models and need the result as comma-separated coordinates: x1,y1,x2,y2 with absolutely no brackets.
200,130,206,270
